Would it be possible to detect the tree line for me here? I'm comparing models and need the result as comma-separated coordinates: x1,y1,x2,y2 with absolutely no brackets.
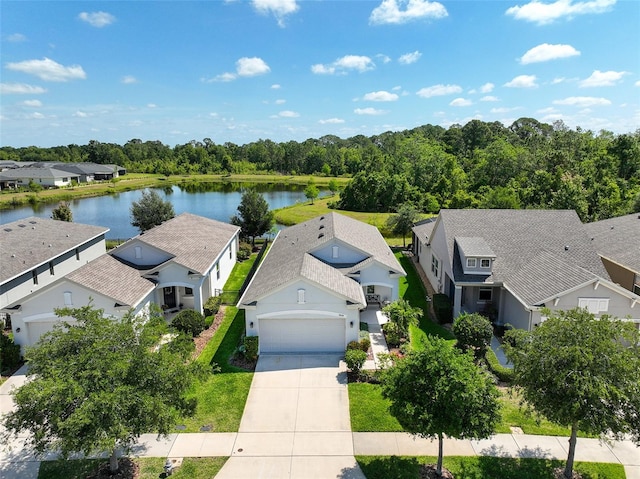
2,118,639,221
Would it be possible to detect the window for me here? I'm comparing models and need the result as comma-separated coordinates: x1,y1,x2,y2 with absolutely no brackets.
634,274,640,296
229,247,232,259
332,245,339,259
297,288,306,304
480,259,491,268
367,285,375,294
185,287,193,295
64,291,73,306
479,288,492,302
216,262,220,280
431,255,439,278
32,270,38,285
49,261,55,275
466,258,477,268
578,298,609,314
134,246,142,259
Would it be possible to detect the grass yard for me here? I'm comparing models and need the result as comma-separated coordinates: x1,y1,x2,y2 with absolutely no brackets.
356,456,625,479
37,457,227,479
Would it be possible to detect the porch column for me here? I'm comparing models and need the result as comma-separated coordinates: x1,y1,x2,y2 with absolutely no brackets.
453,285,463,318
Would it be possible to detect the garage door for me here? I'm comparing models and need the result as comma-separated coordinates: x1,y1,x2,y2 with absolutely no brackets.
27,321,58,346
259,318,345,353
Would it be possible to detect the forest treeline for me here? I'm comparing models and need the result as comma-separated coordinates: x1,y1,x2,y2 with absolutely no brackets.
1,118,639,222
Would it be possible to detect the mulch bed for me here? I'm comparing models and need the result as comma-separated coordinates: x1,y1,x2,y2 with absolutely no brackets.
85,458,139,478
229,354,257,371
191,306,227,360
553,468,583,479
420,464,455,479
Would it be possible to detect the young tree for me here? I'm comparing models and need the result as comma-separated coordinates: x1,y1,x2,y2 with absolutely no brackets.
130,189,175,232
382,299,422,337
504,308,640,479
382,336,500,477
2,305,205,473
230,189,274,246
452,312,493,361
328,178,339,195
51,201,73,222
385,203,420,247
304,183,320,204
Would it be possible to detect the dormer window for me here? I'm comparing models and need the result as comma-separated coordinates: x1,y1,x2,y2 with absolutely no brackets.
297,288,306,304
134,246,142,259
480,259,491,268
332,245,339,259
466,258,477,268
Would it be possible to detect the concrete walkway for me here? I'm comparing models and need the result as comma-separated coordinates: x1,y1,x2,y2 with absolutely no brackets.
361,307,390,370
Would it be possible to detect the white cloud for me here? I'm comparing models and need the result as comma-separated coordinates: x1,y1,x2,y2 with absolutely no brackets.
505,0,616,25
78,11,116,28
121,75,137,84
537,107,557,114
28,112,45,119
7,33,27,42
0,83,47,94
271,84,281,89
73,111,88,118
22,99,42,107
252,0,299,27
236,57,271,77
275,99,286,104
370,0,448,25
311,55,375,75
398,51,422,65
354,107,387,115
147,103,157,108
278,110,299,118
363,91,399,102
213,72,237,82
450,97,472,107
480,95,500,102
579,70,626,87
377,54,392,64
635,80,640,87
520,43,580,64
504,75,538,88
491,107,520,113
480,82,494,93
416,84,462,98
319,118,345,124
6,57,86,82
553,96,611,107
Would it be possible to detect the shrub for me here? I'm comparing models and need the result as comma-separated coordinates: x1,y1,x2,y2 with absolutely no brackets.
237,242,252,261
203,296,222,318
171,309,206,337
453,313,493,360
346,340,361,351
359,337,371,352
485,348,515,383
345,349,367,374
165,332,195,360
382,299,421,336
0,333,21,373
382,322,402,348
243,335,259,361
432,294,453,324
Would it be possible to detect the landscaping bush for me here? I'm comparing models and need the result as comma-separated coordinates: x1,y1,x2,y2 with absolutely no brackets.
432,294,453,324
345,349,367,374
243,335,259,361
382,322,402,348
237,242,252,261
382,299,421,336
165,332,195,360
453,312,493,360
347,340,361,351
359,337,371,352
171,310,206,337
203,296,222,318
485,348,515,383
0,333,21,373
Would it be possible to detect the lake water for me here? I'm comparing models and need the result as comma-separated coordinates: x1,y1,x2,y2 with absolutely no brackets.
0,183,326,239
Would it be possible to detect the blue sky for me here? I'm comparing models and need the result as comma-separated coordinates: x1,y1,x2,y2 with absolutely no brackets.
1,0,638,148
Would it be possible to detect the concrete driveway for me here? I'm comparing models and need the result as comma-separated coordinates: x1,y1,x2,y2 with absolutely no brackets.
215,354,366,479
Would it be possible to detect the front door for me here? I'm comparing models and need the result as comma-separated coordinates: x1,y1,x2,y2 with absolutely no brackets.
163,286,176,308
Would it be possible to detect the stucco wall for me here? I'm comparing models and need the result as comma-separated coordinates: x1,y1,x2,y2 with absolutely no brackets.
549,282,640,323
312,240,367,265
112,240,172,267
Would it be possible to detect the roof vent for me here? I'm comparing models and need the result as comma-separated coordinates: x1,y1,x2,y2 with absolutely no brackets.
319,225,325,230
564,245,569,251
318,233,324,238
320,216,325,220
4,228,11,232
18,224,26,228
29,220,37,224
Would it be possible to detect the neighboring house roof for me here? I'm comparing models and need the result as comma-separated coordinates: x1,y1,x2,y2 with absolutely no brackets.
412,217,437,243
240,212,403,306
0,217,109,284
0,167,80,180
66,255,155,307
132,213,240,275
456,237,496,258
53,163,116,176
584,213,640,274
417,209,610,307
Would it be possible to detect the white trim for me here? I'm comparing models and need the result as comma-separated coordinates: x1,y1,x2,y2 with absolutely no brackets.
257,309,347,320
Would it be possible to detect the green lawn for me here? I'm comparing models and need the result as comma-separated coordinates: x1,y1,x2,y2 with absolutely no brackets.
356,456,625,479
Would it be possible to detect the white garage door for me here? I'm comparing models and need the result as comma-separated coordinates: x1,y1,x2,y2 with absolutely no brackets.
27,321,58,346
259,318,345,353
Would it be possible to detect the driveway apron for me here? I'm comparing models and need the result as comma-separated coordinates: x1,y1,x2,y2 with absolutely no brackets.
215,354,366,479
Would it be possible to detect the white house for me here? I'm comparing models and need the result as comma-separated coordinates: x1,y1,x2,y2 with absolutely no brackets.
238,213,405,354
412,209,640,331
0,167,80,189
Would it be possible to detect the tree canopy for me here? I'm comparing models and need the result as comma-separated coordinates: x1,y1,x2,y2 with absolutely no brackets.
2,305,205,473
452,312,493,361
385,203,421,247
382,336,500,477
504,308,640,479
51,201,73,222
130,189,175,232
230,189,274,245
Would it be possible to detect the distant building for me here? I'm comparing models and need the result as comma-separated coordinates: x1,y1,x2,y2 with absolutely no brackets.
0,167,80,189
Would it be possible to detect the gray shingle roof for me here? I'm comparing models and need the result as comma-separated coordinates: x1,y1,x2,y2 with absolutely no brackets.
240,212,403,305
584,213,640,274
54,163,116,175
133,213,240,275
455,237,495,258
0,217,109,284
435,209,610,307
66,255,155,306
0,167,80,180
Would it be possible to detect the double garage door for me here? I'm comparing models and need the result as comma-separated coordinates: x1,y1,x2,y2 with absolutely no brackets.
259,318,346,353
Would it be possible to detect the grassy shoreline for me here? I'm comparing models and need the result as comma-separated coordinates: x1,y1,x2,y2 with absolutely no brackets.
0,173,350,210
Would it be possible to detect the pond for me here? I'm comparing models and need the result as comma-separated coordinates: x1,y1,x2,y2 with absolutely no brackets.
0,182,327,239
